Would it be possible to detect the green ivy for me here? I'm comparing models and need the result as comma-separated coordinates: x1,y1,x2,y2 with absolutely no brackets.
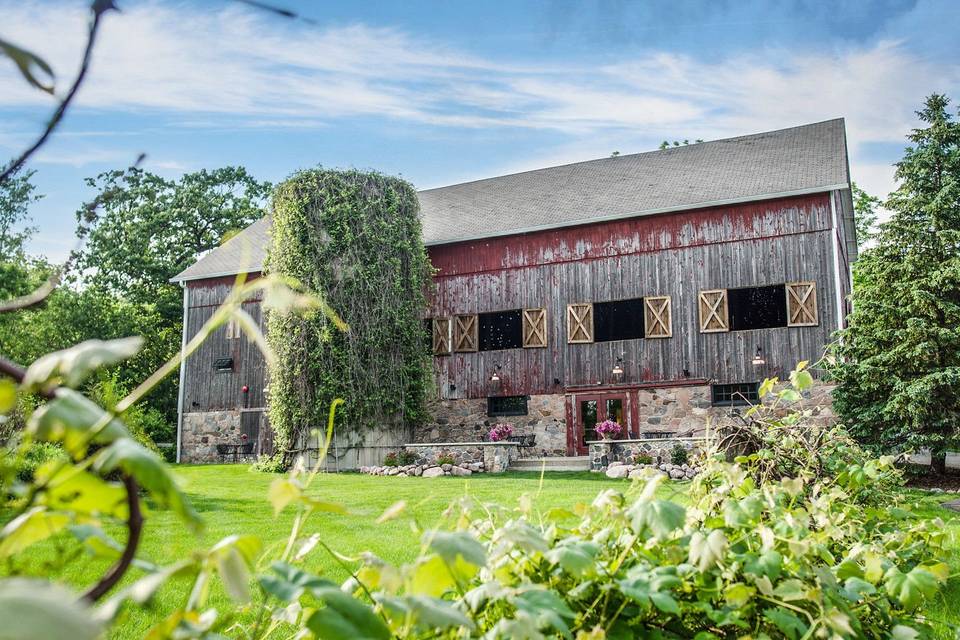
265,169,433,460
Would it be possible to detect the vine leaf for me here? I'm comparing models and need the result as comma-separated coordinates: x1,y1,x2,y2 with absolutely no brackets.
23,338,143,392
306,587,391,640
0,579,101,640
0,507,70,558
0,38,55,94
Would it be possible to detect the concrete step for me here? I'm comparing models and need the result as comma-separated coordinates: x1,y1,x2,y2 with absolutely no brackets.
509,456,591,472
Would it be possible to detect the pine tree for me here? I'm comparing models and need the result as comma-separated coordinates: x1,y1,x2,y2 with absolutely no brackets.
833,94,960,474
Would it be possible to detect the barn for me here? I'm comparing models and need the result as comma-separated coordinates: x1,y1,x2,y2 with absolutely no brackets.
171,119,856,466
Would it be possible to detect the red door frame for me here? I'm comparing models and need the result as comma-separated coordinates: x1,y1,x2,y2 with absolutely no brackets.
569,391,630,455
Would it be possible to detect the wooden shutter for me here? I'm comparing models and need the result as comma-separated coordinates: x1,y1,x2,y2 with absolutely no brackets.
786,282,818,326
643,296,672,338
698,289,729,333
432,317,451,355
522,308,547,348
453,314,478,352
567,303,594,343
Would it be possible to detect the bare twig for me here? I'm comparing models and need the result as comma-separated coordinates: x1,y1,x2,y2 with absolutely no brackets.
82,474,143,602
0,1,116,185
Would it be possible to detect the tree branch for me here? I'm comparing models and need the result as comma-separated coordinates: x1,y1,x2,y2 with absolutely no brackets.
82,474,143,602
0,1,116,185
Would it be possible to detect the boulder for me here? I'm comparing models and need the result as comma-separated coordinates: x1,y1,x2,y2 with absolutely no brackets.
413,466,423,476
387,467,399,476
422,467,444,478
441,463,453,472
606,465,631,479
450,466,472,476
628,469,646,480
669,468,685,480
397,472,408,478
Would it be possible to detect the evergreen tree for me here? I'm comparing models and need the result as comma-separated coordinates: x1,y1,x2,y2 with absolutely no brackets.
833,94,960,474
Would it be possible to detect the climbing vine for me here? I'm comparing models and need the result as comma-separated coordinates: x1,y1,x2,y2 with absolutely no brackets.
265,169,432,462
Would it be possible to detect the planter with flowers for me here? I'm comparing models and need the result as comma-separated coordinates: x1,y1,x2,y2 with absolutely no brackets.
595,419,622,441
488,423,514,442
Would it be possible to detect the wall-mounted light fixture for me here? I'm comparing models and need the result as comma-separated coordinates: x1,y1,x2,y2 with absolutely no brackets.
752,346,766,366
449,383,457,392
553,377,562,386
489,364,502,383
611,356,624,376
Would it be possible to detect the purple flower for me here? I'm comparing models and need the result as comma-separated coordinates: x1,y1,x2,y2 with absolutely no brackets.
595,419,622,437
489,423,513,442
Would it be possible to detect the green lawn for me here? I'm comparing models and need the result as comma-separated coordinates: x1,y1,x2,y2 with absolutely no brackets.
7,466,960,639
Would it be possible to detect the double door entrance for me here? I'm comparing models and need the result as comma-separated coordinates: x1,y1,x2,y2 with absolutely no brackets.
573,392,628,455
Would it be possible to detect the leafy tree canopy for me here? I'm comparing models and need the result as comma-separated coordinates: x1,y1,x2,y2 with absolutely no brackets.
832,94,960,473
0,166,41,261
74,166,271,320
851,181,881,247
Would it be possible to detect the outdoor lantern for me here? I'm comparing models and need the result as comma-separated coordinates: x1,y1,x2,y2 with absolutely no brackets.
489,364,502,383
241,385,249,393
612,357,624,376
752,346,766,366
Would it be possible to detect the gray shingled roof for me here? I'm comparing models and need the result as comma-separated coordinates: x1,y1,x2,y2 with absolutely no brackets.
171,119,849,282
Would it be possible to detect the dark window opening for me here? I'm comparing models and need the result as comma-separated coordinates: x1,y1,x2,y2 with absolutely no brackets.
594,298,646,342
422,319,433,353
213,357,234,373
712,382,760,406
488,395,528,417
479,309,523,351
728,285,787,331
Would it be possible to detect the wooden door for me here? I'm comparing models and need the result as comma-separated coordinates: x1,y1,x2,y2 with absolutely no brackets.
575,394,627,455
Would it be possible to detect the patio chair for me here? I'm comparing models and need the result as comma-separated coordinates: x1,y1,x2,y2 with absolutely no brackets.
215,444,232,463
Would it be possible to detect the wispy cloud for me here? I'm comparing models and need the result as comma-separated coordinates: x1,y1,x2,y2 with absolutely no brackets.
1,0,957,200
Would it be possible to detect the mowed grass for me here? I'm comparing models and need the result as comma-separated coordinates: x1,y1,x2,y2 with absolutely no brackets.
7,466,960,639
12,465,673,639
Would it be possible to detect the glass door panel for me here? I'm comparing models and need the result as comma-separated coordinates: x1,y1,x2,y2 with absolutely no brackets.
579,399,599,448
605,398,624,437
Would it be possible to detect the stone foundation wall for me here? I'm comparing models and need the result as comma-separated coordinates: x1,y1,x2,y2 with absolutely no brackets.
421,394,566,456
635,381,837,437
589,437,707,472
405,442,519,473
180,410,242,463
359,442,519,476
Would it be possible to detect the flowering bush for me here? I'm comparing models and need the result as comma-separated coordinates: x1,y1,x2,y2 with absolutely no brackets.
488,423,513,441
596,418,622,438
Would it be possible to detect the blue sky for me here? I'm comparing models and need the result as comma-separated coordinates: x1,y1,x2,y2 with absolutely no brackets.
2,0,958,261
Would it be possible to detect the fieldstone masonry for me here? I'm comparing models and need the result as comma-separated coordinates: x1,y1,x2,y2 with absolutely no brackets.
359,442,519,476
423,394,567,456
180,410,242,463
589,437,706,472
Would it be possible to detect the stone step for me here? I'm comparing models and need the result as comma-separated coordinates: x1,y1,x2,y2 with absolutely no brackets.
509,456,591,472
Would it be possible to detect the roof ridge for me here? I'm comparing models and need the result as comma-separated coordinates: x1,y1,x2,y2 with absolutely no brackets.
417,118,845,194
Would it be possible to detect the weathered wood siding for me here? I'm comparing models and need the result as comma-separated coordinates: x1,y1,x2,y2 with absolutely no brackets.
427,193,849,399
183,275,267,412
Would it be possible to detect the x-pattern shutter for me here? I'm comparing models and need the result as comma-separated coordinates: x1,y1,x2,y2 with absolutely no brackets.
698,289,729,333
644,296,672,338
567,303,594,343
453,314,478,352
432,317,451,355
522,308,547,348
786,282,818,326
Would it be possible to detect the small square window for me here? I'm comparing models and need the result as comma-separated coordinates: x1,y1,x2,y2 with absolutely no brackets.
213,357,234,373
487,395,528,417
711,382,759,406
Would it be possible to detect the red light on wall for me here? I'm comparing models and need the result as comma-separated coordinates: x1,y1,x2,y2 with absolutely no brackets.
242,385,249,393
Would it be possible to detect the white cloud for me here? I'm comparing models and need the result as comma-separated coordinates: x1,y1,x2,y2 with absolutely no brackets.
1,0,957,199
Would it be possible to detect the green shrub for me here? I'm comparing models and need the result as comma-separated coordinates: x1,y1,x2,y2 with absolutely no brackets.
397,450,417,466
435,454,456,466
635,453,653,465
251,453,285,473
669,443,689,465
383,452,399,467
15,442,66,481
